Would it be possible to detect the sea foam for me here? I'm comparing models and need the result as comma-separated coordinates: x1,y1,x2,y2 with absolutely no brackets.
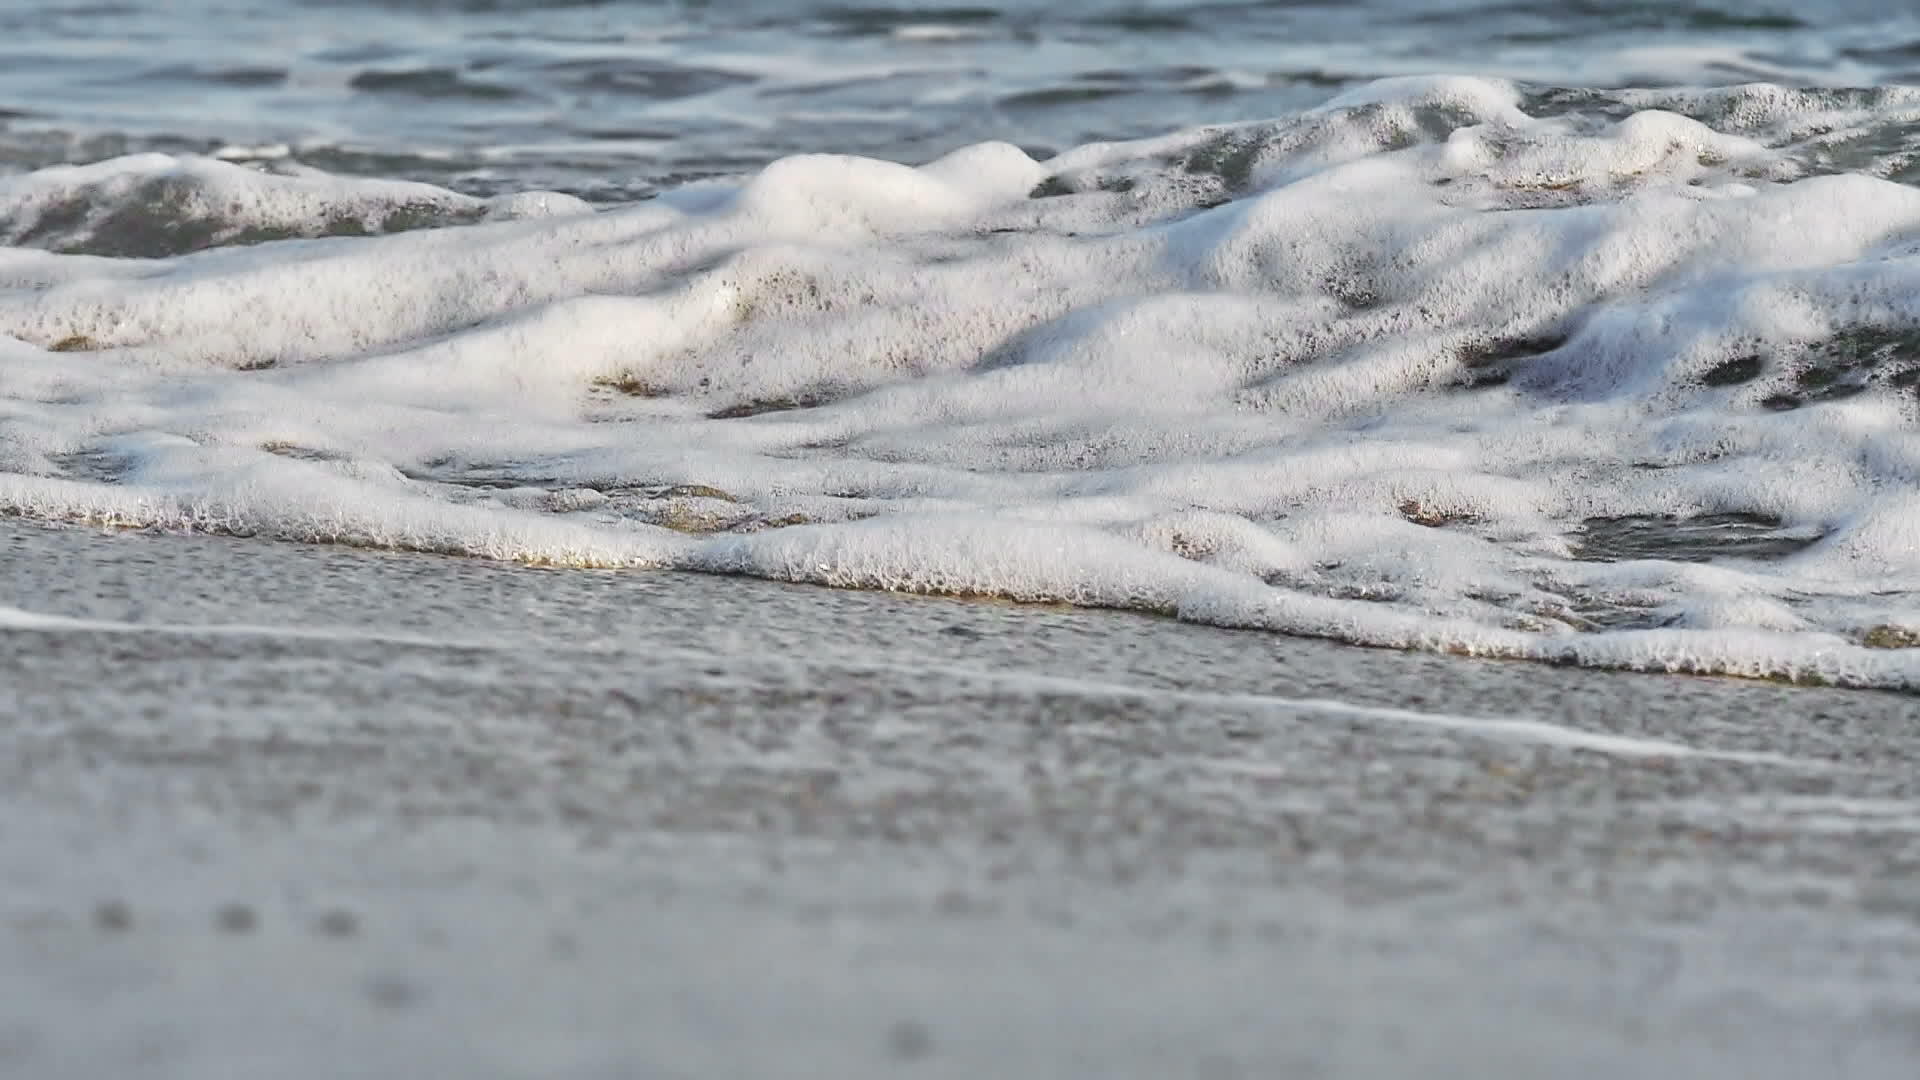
5,76,1920,687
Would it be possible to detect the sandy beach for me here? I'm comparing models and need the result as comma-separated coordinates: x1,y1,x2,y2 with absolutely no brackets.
10,0,1920,1074
2,517,1919,1077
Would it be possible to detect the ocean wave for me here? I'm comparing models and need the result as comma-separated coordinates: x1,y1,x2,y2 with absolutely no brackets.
5,75,1920,687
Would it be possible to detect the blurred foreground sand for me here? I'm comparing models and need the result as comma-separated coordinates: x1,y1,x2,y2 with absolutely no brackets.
3,520,1918,1078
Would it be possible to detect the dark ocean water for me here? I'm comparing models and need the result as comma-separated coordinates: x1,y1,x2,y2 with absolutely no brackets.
2,0,1910,198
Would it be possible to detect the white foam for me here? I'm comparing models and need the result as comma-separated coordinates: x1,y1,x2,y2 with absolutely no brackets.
1196,695,1820,767
0,154,507,257
6,77,1920,688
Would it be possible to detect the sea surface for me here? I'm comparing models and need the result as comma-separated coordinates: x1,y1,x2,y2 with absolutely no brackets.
6,0,1920,687
3,1,1913,197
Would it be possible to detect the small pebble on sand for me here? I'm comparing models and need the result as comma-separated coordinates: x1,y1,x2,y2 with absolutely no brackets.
92,900,132,932
216,904,258,934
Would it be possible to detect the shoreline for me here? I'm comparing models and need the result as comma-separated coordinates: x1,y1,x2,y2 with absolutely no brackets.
7,514,1916,696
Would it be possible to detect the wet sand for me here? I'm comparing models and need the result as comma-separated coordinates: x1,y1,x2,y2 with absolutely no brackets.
2,518,1918,1078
